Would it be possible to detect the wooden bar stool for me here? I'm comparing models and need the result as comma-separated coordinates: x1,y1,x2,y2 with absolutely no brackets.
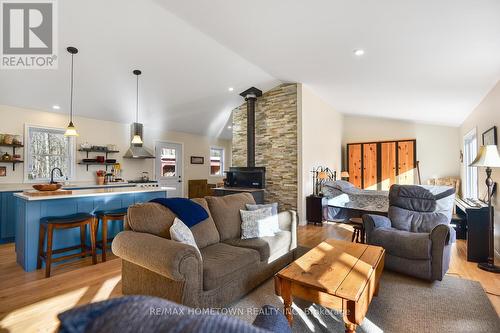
349,217,365,244
94,208,127,262
37,213,97,278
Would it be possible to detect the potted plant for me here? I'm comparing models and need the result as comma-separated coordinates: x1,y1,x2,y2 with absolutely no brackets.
96,170,106,185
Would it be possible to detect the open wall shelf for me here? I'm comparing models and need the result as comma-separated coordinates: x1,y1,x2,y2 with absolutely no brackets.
77,149,119,154
0,143,24,171
77,148,120,171
77,162,118,171
0,160,23,171
0,143,24,148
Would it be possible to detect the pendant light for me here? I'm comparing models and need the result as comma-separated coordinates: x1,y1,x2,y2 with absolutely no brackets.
64,47,79,136
131,69,143,144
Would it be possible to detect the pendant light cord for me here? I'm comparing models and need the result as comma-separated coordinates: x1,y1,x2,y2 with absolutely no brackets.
136,73,139,123
70,53,74,122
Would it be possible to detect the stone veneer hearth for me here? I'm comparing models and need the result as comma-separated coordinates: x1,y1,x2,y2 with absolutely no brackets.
232,83,298,211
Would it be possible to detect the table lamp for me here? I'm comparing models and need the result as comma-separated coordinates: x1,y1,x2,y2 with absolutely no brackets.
341,171,350,180
318,171,328,180
470,145,500,273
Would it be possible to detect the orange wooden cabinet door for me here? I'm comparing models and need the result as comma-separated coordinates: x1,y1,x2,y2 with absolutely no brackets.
397,141,415,185
347,144,362,188
363,144,378,190
380,142,396,190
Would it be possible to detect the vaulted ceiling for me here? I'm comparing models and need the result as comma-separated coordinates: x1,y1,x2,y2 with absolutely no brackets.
1,0,499,139
0,0,279,139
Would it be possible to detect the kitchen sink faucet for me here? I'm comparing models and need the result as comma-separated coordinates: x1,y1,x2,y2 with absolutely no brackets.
50,168,63,184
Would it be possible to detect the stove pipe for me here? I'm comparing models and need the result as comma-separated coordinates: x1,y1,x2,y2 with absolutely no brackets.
239,87,262,167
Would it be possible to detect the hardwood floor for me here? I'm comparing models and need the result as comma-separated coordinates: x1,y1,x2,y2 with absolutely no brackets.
0,222,498,332
299,223,500,314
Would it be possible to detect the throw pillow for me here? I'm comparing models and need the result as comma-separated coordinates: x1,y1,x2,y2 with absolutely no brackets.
246,202,278,215
240,207,276,239
169,218,202,258
58,295,290,333
246,203,280,233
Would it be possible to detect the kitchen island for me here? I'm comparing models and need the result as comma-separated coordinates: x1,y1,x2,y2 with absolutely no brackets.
0,182,154,243
14,186,172,272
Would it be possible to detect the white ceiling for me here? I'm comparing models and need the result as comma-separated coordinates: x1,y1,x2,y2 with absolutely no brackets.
160,0,500,126
1,1,499,140
0,0,278,139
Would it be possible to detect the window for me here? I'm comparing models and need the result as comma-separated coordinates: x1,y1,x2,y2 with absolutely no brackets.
161,148,177,177
210,147,224,176
25,126,75,182
463,128,478,199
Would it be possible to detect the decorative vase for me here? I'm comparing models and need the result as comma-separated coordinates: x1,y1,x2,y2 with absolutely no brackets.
13,135,22,145
107,144,117,151
80,142,92,150
2,152,11,161
3,134,13,145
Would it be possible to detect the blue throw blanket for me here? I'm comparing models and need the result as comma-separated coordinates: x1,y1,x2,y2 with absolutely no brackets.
150,198,209,228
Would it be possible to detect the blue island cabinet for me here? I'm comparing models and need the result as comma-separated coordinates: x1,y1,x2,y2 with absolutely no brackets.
15,189,167,272
0,191,20,244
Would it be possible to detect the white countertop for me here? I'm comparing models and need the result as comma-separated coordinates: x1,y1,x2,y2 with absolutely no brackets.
0,182,140,192
14,186,175,201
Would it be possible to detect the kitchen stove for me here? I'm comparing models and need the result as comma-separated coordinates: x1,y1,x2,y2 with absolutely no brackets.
127,180,159,187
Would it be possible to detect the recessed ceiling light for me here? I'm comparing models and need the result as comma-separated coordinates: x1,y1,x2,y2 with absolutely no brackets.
227,125,232,129
52,105,60,110
353,49,365,57
228,87,234,92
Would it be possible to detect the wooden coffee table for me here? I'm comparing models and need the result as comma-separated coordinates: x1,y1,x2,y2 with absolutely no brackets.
275,239,385,333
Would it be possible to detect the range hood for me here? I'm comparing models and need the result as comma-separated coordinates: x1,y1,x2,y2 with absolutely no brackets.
123,123,155,159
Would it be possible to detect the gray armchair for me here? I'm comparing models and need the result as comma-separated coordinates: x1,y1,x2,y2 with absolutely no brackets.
363,184,456,281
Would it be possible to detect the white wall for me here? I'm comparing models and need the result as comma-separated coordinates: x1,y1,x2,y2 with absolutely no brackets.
298,84,343,223
460,80,500,257
342,115,461,184
0,105,231,196
150,127,231,195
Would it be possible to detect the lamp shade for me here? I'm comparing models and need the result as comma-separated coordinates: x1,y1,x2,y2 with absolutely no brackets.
64,47,79,137
318,171,328,180
131,134,143,144
470,145,500,168
341,171,350,178
64,121,78,137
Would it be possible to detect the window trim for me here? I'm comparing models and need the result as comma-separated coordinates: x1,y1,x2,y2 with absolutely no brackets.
209,146,224,177
24,124,76,183
463,128,478,199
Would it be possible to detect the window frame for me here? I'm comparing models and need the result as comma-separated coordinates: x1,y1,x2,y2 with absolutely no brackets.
24,124,76,183
209,147,224,177
463,128,478,199
160,147,178,178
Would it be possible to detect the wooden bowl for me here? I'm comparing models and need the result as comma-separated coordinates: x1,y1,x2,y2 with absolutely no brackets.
33,183,62,191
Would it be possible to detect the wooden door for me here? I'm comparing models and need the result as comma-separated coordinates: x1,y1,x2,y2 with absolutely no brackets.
363,143,378,190
347,144,362,188
398,141,415,185
380,142,397,190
